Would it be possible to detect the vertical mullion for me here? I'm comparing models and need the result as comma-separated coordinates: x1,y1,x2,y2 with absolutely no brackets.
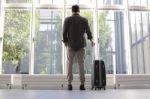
0,0,5,74
148,11,150,73
93,0,99,60
29,1,35,74
140,12,145,73
134,14,139,73
124,0,132,74
62,0,66,74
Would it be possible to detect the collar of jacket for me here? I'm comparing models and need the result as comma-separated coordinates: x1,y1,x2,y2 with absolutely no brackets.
73,13,79,16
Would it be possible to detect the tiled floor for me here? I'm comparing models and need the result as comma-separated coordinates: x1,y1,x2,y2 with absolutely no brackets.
0,89,150,99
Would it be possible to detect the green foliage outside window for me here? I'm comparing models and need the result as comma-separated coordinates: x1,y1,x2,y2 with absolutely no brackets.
3,10,31,73
98,11,112,56
2,9,111,74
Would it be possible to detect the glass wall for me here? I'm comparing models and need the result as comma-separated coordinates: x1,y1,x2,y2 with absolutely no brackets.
2,9,31,74
34,9,63,74
0,1,1,13
0,0,150,74
35,0,64,4
66,0,94,5
98,11,126,74
98,0,123,6
6,0,32,3
129,11,150,74
0,0,1,28
143,38,150,73
98,11,115,74
128,0,148,6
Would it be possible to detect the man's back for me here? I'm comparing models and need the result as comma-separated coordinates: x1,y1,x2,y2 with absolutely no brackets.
63,14,92,50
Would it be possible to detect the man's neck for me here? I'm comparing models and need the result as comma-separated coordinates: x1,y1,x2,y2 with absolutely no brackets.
73,12,79,15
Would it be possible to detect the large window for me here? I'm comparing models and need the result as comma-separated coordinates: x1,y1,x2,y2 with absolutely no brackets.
66,0,94,5
0,1,1,13
6,0,32,3
98,0,123,6
78,0,94,5
129,11,150,74
143,38,150,73
98,11,115,74
128,0,148,6
0,1,1,35
35,0,64,4
2,9,31,74
98,11,125,74
34,9,63,74
0,0,150,75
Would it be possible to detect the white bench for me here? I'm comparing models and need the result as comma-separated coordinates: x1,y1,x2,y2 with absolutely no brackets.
22,74,115,89
22,74,92,89
115,74,150,88
0,74,12,89
22,74,67,89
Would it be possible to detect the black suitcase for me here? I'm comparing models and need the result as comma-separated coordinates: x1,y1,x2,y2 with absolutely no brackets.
91,60,106,90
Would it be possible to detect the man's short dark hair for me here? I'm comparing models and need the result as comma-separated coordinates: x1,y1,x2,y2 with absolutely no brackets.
72,5,80,12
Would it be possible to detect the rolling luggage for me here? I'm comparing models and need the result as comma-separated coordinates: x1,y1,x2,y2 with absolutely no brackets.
91,60,106,90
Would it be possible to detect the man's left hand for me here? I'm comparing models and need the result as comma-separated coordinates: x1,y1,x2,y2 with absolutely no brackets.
64,43,68,47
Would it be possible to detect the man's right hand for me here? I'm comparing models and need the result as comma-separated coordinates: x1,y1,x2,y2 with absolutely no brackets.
90,40,95,47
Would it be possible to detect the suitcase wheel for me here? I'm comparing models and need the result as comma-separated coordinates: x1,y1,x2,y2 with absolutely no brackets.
104,87,106,90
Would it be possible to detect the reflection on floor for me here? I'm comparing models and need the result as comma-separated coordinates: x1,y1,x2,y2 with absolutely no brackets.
0,89,150,99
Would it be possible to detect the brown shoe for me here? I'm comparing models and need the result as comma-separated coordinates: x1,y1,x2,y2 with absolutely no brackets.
68,84,72,91
80,84,86,90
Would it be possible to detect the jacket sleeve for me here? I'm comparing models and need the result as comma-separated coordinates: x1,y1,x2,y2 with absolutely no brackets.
63,18,69,43
85,19,93,40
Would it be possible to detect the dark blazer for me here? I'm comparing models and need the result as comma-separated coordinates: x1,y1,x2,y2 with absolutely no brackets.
63,14,93,50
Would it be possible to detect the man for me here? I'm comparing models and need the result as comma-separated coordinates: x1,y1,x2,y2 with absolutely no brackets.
63,5,94,90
